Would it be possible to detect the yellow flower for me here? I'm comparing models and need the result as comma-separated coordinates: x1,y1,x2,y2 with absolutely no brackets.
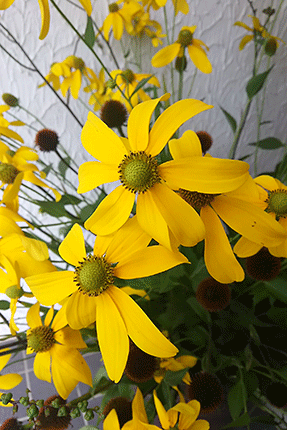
40,56,94,99
84,68,113,111
102,1,142,40
0,0,92,39
154,355,197,385
234,176,287,259
169,131,287,283
78,95,249,251
110,68,160,111
0,112,24,144
143,0,189,15
234,15,283,50
25,218,184,382
0,351,22,407
144,20,166,47
152,26,212,74
0,143,61,209
26,302,92,399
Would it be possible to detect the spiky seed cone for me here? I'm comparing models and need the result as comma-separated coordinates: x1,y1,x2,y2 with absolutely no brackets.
196,131,213,153
196,277,231,312
100,100,128,128
124,341,157,383
0,418,22,430
186,372,224,414
246,247,281,281
35,129,59,152
103,397,132,427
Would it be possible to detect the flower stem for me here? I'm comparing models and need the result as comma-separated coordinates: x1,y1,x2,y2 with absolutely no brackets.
228,98,252,159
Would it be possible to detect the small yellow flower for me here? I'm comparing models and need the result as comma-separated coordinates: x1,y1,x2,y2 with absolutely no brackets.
234,176,287,259
84,68,113,111
0,351,22,407
152,26,212,74
102,1,142,40
0,0,92,39
0,110,24,144
154,355,197,385
234,15,284,50
26,302,92,399
143,0,189,15
26,218,184,382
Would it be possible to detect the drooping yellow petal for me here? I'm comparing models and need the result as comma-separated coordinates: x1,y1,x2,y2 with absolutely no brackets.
187,42,212,74
81,111,127,163
0,373,22,390
19,236,49,261
172,0,189,15
103,13,113,40
27,302,42,329
78,161,119,193
104,409,121,430
190,420,210,430
54,326,87,349
132,388,150,425
33,351,51,382
160,157,249,193
51,304,68,332
201,205,245,283
239,34,254,50
255,174,282,191
108,285,178,358
44,307,54,327
148,99,212,157
85,186,135,236
58,223,86,266
78,0,92,15
169,130,202,159
234,21,253,31
127,94,169,153
26,271,76,306
96,290,129,383
0,352,11,372
115,244,188,279
0,0,15,9
0,127,24,143
212,195,287,248
112,12,124,40
153,390,170,429
66,292,97,329
37,0,50,40
70,69,82,99
233,236,262,258
151,43,181,68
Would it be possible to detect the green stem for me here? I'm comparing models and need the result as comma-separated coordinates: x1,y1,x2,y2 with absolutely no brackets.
67,380,114,408
55,148,78,176
19,105,47,129
229,98,252,159
177,69,184,102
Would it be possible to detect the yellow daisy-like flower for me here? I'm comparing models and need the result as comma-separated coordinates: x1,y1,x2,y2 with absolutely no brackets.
102,0,142,40
26,302,92,399
143,0,189,15
0,351,23,407
84,68,113,111
0,111,24,144
170,131,287,283
234,15,283,50
151,26,212,74
234,176,287,259
78,95,249,251
39,56,94,99
0,143,61,209
26,218,184,382
154,355,197,385
0,0,92,40
110,68,160,111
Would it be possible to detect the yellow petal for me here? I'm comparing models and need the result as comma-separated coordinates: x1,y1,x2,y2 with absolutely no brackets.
169,130,202,159
66,292,97,329
44,307,54,327
51,304,68,331
0,373,22,390
38,0,50,40
78,161,119,193
0,351,11,372
233,237,262,258
26,271,76,306
115,244,188,279
234,21,252,31
132,388,149,424
0,0,15,9
59,223,86,266
112,12,124,40
0,127,24,143
255,174,281,191
172,0,189,15
187,42,212,74
23,171,61,201
153,390,170,429
141,183,205,247
239,34,254,50
19,236,49,261
96,290,129,382
103,13,113,40
54,326,87,349
127,94,169,153
212,195,287,248
160,157,249,193
70,69,82,99
78,0,92,15
85,186,135,236
190,420,210,430
104,409,120,430
151,43,181,68
148,99,212,157
33,351,51,382
81,111,127,163
27,302,42,329
108,285,178,357
201,205,245,283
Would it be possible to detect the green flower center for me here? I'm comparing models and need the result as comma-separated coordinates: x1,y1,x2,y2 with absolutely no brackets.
27,326,55,353
0,163,20,184
73,57,85,70
109,3,119,13
266,189,287,218
74,255,114,296
177,29,193,47
5,285,23,299
118,151,161,193
178,189,216,210
122,69,136,84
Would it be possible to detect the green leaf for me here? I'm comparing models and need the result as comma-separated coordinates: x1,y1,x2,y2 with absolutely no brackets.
164,369,189,387
264,277,287,303
129,76,156,99
248,137,284,149
246,66,274,98
228,379,247,421
221,412,250,429
41,164,53,176
60,194,82,205
219,106,237,133
36,200,68,218
0,300,10,310
84,16,95,49
58,156,71,178
187,296,209,323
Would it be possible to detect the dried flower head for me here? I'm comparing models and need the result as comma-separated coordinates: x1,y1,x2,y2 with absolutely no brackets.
100,100,128,128
196,277,231,312
196,131,213,153
125,341,157,383
35,129,59,152
103,396,133,427
246,247,281,281
187,371,224,414
0,418,22,430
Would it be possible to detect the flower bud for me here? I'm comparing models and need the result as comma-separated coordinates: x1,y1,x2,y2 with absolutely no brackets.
2,93,19,107
264,37,277,56
175,55,187,72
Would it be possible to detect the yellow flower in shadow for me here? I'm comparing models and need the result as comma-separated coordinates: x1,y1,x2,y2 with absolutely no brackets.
0,351,22,407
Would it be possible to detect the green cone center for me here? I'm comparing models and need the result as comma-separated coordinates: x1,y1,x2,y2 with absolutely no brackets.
74,255,114,296
0,163,20,184
27,326,55,353
122,69,136,83
267,190,287,218
5,285,23,299
179,189,216,210
177,29,193,46
109,3,119,13
118,151,161,193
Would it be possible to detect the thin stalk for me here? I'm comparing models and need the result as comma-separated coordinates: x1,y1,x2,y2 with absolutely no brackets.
187,68,198,97
229,98,252,159
0,43,35,71
177,69,184,102
55,148,78,176
6,110,38,132
19,105,47,129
